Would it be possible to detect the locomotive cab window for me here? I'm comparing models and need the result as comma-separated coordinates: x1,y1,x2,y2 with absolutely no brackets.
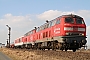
76,18,84,24
65,17,74,23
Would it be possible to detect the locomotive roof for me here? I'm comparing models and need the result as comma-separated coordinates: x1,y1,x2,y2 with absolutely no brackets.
24,14,83,36
61,14,83,19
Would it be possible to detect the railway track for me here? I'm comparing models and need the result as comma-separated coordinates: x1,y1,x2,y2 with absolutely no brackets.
9,48,90,60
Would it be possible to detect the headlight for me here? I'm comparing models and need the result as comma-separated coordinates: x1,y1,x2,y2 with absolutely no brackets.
82,33,84,36
66,32,70,35
79,33,84,36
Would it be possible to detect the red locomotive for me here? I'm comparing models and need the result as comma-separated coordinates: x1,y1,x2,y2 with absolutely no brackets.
13,14,87,52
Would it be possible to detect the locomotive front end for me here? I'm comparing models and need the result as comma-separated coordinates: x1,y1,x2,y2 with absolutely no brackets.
62,14,87,52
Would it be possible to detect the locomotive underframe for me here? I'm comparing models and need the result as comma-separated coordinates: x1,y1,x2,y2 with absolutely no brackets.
62,36,86,46
33,35,87,52
14,35,87,52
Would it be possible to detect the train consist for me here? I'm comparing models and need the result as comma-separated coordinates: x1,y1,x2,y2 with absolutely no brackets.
11,14,87,52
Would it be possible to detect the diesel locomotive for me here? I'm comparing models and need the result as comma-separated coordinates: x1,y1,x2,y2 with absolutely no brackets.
12,14,87,52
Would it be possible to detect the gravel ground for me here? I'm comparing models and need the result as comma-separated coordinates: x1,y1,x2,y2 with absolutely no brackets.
0,48,90,60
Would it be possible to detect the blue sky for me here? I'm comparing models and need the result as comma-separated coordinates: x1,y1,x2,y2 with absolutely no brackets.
0,0,90,47
0,0,90,16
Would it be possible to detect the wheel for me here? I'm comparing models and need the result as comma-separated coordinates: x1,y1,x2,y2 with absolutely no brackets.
38,48,41,50
61,49,63,51
73,49,76,52
65,48,68,51
60,47,64,51
42,48,45,50
48,48,50,50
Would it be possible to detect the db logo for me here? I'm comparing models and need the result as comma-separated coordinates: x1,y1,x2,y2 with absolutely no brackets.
54,28,60,34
